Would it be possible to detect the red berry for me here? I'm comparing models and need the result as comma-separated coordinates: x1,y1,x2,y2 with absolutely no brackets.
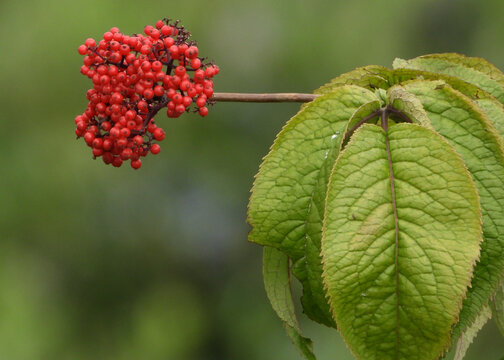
187,87,198,98
153,85,164,97
92,138,103,149
121,148,133,160
113,32,123,42
88,125,99,134
161,25,173,36
120,128,131,138
163,37,174,47
203,86,213,97
101,121,112,131
110,127,120,138
150,144,161,154
116,138,128,148
143,88,154,100
169,45,179,58
171,75,181,86
108,65,119,76
150,29,160,40
175,104,186,113
102,152,113,164
179,80,191,91
103,31,113,41
191,58,201,69
166,109,178,118
193,69,205,83
144,25,154,36
173,93,183,104
131,159,142,169
109,40,120,51
78,44,88,55
196,96,207,108
140,45,151,54
183,96,192,107
125,110,137,120
166,88,176,98
153,128,165,141
112,157,123,167
151,61,162,72
185,46,198,59
147,122,157,133
133,135,143,145
85,38,96,47
194,83,204,93
111,92,123,104
175,66,186,77
119,44,130,55
84,132,95,145
199,106,209,117
205,67,215,77
178,44,188,55
103,139,113,150
76,121,87,131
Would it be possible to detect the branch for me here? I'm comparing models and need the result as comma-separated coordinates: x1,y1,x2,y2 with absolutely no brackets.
211,92,320,103
142,92,320,128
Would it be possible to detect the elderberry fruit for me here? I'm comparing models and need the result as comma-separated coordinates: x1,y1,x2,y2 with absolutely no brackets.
76,18,219,169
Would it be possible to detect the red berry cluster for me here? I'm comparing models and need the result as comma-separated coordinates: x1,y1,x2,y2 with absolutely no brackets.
76,18,219,169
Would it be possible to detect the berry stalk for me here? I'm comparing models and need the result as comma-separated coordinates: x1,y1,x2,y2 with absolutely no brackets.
142,92,321,129
211,92,320,103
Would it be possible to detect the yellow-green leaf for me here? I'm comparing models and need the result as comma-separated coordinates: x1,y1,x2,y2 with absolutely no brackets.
401,80,504,342
393,54,504,104
263,246,316,360
322,123,482,360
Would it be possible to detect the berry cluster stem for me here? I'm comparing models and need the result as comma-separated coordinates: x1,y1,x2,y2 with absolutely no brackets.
142,92,322,125
143,94,169,128
212,92,320,103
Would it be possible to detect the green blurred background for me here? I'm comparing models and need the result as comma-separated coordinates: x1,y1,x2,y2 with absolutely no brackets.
1,0,504,358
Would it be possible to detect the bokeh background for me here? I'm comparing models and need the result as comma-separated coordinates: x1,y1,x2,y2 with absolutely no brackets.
1,0,504,358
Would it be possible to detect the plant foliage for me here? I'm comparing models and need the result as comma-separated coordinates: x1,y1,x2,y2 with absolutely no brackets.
248,53,504,360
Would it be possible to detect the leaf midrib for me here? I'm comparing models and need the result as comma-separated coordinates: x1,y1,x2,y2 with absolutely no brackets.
382,114,401,358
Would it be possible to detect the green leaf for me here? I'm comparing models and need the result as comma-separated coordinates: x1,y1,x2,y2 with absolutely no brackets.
386,84,433,129
473,97,504,139
248,85,379,259
316,64,502,113
248,86,380,325
393,54,504,104
263,246,316,360
389,68,491,101
322,123,482,360
491,281,504,337
389,66,504,138
453,304,492,360
419,53,504,87
401,80,504,342
292,100,383,327
315,65,391,95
